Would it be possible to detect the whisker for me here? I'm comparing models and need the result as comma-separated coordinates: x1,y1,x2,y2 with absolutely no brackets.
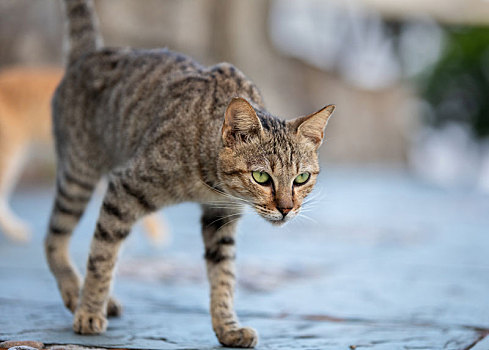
206,212,243,228
206,206,245,211
297,212,318,225
303,187,327,207
219,216,242,230
206,202,246,208
199,179,252,206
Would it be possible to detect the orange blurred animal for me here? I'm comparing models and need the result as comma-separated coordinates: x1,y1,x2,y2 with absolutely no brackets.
0,66,167,243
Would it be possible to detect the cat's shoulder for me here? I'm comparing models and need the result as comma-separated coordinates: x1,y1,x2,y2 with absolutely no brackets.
208,62,247,80
207,62,264,107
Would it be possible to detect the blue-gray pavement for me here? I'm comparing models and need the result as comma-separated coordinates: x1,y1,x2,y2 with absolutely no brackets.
1,167,489,349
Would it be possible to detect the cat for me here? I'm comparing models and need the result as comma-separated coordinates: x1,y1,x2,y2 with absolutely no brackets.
0,66,166,244
0,66,61,242
45,0,335,347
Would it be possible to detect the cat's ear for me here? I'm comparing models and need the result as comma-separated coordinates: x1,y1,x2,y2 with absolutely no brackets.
289,104,335,149
222,97,263,147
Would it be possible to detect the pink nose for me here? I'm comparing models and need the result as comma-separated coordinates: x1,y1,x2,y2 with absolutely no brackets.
277,207,292,217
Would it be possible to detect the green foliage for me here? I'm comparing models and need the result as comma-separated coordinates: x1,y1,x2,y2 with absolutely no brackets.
421,26,489,138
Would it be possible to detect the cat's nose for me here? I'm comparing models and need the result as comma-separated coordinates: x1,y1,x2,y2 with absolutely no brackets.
277,207,292,217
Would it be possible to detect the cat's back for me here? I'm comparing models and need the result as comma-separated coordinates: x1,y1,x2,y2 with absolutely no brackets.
59,47,203,102
58,46,261,118
55,47,211,131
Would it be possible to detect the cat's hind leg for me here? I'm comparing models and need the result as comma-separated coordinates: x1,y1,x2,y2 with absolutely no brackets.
73,171,157,334
201,205,258,348
45,161,100,314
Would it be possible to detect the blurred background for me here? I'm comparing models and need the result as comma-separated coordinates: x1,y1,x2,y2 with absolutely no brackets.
1,0,489,190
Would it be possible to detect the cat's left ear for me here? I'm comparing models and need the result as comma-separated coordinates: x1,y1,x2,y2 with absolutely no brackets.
222,97,264,147
289,104,335,149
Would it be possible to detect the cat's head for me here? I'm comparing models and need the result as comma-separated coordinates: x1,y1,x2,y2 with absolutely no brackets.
217,97,335,225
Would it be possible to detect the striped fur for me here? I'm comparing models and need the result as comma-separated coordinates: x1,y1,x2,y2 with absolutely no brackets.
45,1,335,347
64,0,102,64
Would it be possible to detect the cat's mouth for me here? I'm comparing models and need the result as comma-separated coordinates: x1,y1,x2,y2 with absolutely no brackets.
269,217,288,226
259,210,297,226
250,202,300,226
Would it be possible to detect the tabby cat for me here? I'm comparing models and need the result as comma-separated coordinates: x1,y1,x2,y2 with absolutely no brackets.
45,0,335,347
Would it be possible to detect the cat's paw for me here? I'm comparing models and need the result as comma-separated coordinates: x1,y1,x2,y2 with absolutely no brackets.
107,296,123,317
73,309,107,334
217,327,258,348
61,290,78,313
59,280,81,313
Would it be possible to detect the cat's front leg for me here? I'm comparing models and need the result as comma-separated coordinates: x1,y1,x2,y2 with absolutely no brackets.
201,205,258,348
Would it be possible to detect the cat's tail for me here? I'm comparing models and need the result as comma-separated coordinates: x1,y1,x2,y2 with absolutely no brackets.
63,0,103,65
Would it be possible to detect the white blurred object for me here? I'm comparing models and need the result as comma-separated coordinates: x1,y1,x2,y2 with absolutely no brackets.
409,123,481,188
269,0,444,90
269,0,346,72
338,4,400,89
398,19,445,77
477,140,489,193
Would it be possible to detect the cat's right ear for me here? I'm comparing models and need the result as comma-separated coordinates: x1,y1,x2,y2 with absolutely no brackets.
222,97,263,147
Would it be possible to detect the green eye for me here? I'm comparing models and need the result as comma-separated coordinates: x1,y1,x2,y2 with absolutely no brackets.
294,172,310,185
252,171,270,184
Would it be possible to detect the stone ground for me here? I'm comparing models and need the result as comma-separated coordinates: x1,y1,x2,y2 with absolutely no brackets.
1,167,489,350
